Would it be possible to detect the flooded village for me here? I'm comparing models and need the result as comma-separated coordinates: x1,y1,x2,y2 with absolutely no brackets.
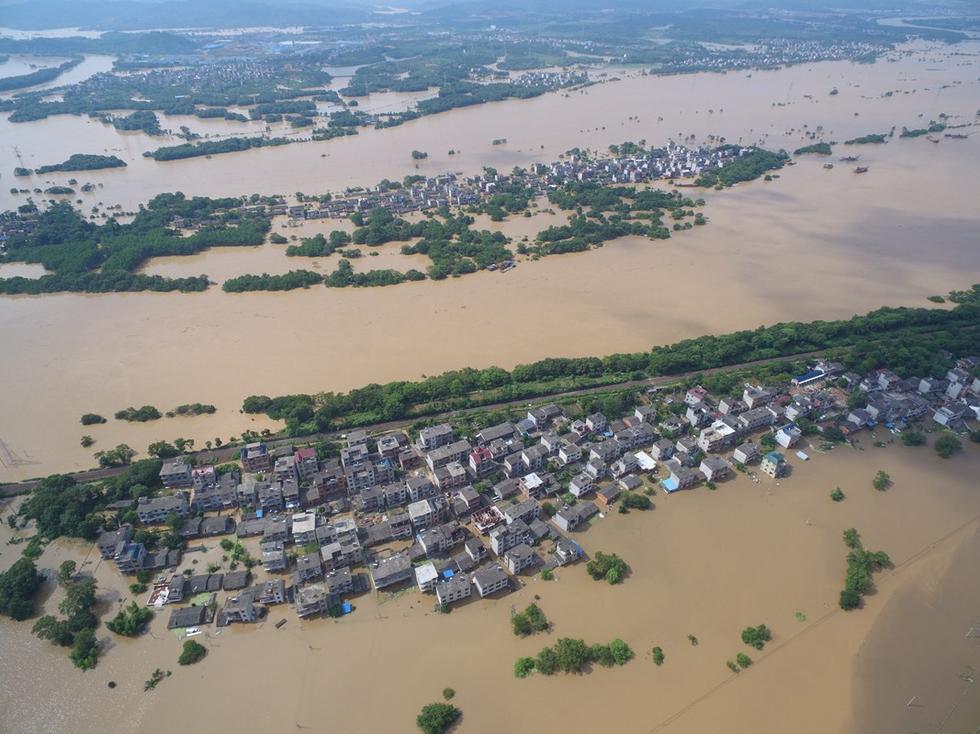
2,347,979,734
63,355,980,641
2,6,980,732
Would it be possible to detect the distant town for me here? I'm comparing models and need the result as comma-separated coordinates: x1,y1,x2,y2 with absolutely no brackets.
275,142,741,223
93,353,980,632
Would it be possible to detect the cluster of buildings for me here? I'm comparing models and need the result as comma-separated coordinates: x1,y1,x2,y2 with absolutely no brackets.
93,353,978,633
843,361,980,434
275,143,752,223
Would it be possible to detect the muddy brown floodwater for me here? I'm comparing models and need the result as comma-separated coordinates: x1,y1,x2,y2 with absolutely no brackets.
0,439,977,733
0,41,979,485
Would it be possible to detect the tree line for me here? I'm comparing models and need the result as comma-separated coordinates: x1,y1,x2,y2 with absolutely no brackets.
241,289,979,435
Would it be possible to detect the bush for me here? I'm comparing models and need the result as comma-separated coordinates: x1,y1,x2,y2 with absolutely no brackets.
839,589,861,610
839,531,890,610
178,639,207,665
512,603,549,636
80,413,107,425
652,646,665,665
726,659,739,673
114,405,162,422
830,487,845,502
586,552,628,585
554,637,592,673
934,433,962,459
609,639,634,665
442,688,455,701
540,568,554,581
416,702,460,734
106,602,153,637
514,657,536,678
535,646,559,675
622,492,651,510
901,430,926,446
70,628,99,670
740,624,772,650
0,557,43,620
590,643,615,667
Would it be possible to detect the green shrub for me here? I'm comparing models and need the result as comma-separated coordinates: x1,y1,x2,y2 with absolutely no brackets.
178,640,207,665
416,703,460,734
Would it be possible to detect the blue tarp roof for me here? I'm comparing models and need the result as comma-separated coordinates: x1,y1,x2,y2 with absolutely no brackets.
660,477,680,493
795,368,824,383
442,569,454,579
341,602,352,614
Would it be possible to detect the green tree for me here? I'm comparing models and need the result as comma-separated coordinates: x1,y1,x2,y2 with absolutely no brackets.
652,646,665,665
590,643,615,667
586,552,628,585
735,652,752,669
58,560,77,585
148,441,180,459
872,470,890,491
416,702,460,734
69,627,99,670
0,558,42,620
178,639,207,665
512,612,532,636
32,614,74,646
106,602,153,637
830,487,845,502
740,624,772,650
843,528,861,550
535,646,559,675
514,657,536,678
900,430,926,446
839,589,861,610
609,638,634,665
934,433,962,459
554,637,592,673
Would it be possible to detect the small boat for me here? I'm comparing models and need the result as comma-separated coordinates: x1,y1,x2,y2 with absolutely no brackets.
185,627,202,637
275,618,287,629
854,166,869,174
823,163,834,170
839,155,859,162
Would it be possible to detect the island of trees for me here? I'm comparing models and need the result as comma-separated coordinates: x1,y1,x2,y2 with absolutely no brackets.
34,154,127,174
844,134,888,145
0,58,81,92
793,142,833,155
0,193,269,295
147,135,294,161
